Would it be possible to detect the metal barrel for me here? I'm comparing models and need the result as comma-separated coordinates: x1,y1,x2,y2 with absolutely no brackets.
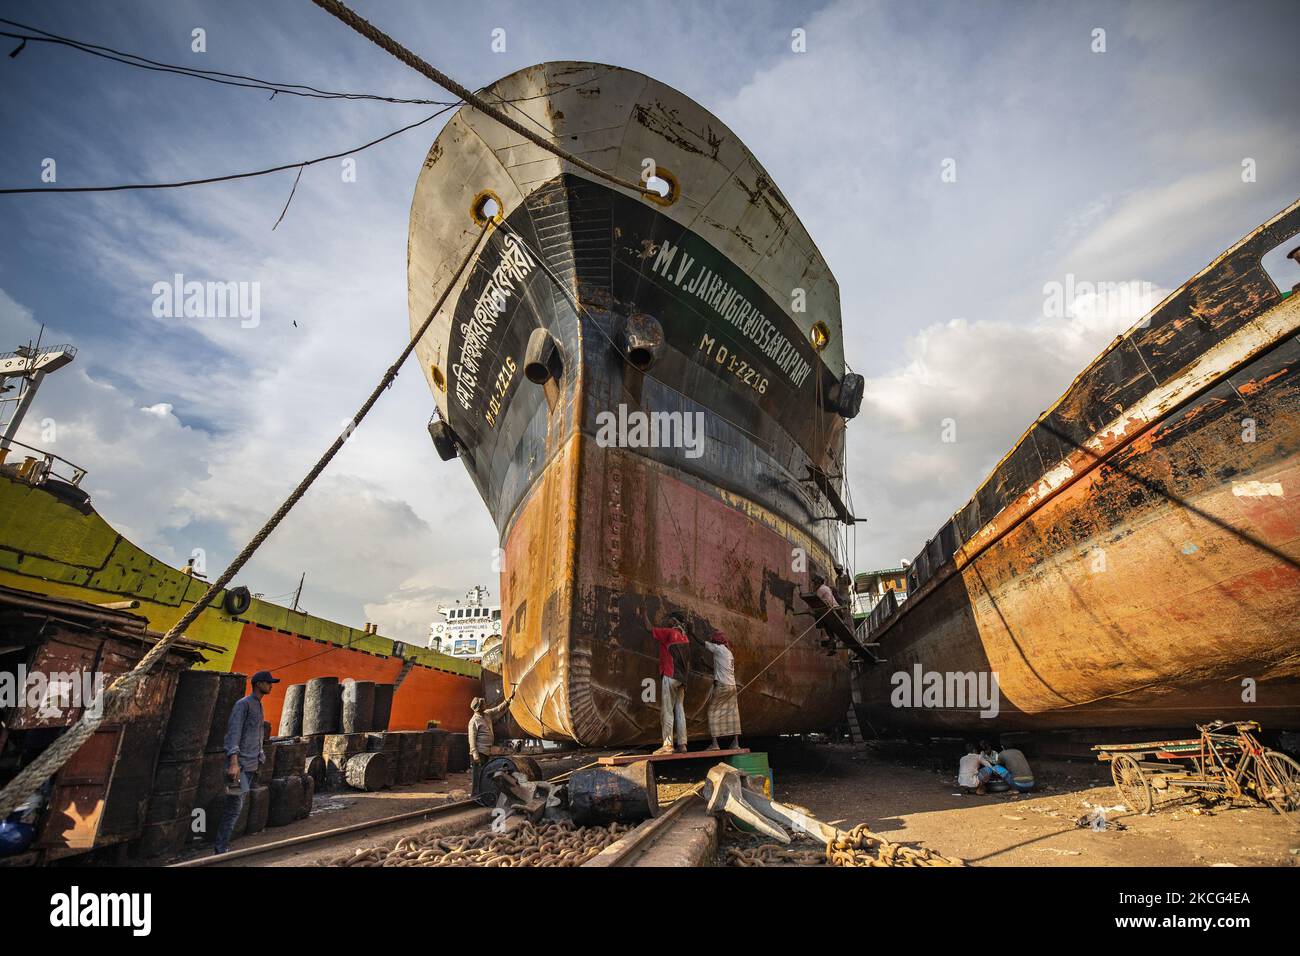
302,676,341,736
277,683,306,736
272,739,308,778
568,760,659,826
268,775,305,827
446,732,471,773
196,751,230,809
341,679,376,733
204,672,248,753
425,729,450,779
159,670,222,762
151,755,203,794
304,754,326,791
245,784,270,834
395,731,423,785
371,683,395,732
344,751,392,791
300,773,315,819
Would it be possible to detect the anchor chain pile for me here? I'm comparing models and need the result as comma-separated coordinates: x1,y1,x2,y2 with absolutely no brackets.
328,820,631,867
727,825,964,867
825,824,964,867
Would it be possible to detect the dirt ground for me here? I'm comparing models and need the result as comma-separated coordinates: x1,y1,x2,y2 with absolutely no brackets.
758,741,1299,867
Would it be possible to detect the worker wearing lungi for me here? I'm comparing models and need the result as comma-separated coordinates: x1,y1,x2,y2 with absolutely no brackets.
641,607,693,755
702,631,741,751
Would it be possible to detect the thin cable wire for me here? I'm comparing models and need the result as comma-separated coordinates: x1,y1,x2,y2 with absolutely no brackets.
0,17,456,104
0,102,457,194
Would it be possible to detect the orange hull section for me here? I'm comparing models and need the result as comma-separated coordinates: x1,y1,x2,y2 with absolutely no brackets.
229,622,478,732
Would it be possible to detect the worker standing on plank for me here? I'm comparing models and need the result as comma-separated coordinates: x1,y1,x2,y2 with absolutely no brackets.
640,606,694,755
469,691,515,798
214,670,278,854
702,630,741,752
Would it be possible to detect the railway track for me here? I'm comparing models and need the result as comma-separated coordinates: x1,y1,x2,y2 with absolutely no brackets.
172,796,491,867
583,789,717,867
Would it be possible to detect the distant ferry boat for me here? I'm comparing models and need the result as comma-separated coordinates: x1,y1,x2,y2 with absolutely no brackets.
430,585,502,665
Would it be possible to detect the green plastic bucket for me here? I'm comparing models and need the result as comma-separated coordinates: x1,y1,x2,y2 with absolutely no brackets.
728,752,773,799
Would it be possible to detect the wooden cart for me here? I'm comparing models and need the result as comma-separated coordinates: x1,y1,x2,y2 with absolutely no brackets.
1093,721,1300,815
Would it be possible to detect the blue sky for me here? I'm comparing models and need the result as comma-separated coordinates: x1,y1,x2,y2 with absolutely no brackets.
1,0,1297,638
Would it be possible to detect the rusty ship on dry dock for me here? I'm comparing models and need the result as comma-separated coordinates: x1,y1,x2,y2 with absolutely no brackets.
855,200,1300,735
408,63,863,745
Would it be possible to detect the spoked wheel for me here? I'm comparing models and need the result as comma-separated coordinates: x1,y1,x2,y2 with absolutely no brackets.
1111,754,1152,815
1258,751,1300,814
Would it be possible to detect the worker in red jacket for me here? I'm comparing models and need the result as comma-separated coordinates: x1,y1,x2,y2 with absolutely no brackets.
640,606,695,754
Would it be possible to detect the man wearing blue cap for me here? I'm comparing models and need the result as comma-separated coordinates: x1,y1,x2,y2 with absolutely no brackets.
213,670,279,854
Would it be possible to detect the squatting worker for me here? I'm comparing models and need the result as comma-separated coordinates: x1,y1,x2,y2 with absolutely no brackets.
469,691,516,797
702,630,741,751
997,746,1036,792
641,606,693,755
214,670,279,854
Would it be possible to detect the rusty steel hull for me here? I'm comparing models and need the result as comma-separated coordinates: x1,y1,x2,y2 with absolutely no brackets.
856,201,1300,734
502,437,851,745
408,64,854,744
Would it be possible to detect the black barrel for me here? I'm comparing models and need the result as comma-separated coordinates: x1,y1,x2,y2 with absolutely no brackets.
268,776,304,827
305,754,326,791
196,751,230,809
257,741,280,784
205,672,248,753
146,785,198,823
272,739,307,778
159,670,221,762
365,731,401,756
152,756,202,794
302,677,340,736
446,732,471,773
425,729,449,779
300,773,315,819
278,683,306,737
371,683,395,732
395,731,423,785
569,761,659,826
341,679,375,734
323,733,366,788
136,819,187,859
245,785,270,835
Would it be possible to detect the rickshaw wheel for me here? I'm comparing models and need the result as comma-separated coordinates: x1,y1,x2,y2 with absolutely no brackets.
1259,751,1300,813
1111,754,1152,815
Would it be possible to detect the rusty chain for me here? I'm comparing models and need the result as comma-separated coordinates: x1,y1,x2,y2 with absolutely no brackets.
328,820,631,868
727,824,964,868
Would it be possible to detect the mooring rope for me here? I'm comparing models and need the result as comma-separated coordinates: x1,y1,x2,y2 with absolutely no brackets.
0,221,492,819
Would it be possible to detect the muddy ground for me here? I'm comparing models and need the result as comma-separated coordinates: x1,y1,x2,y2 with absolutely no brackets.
749,741,1299,867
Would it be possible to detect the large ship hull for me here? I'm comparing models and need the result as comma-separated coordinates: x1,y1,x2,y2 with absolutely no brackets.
855,201,1300,734
409,64,858,745
0,475,481,732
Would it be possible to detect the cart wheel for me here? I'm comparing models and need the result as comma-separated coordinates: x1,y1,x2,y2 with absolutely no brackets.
1259,751,1300,814
1111,754,1152,814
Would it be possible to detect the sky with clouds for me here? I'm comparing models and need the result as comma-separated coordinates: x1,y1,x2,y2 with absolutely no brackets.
1,0,1296,641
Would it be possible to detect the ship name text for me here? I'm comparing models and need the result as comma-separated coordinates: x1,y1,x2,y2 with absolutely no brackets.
651,240,812,388
452,234,536,414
